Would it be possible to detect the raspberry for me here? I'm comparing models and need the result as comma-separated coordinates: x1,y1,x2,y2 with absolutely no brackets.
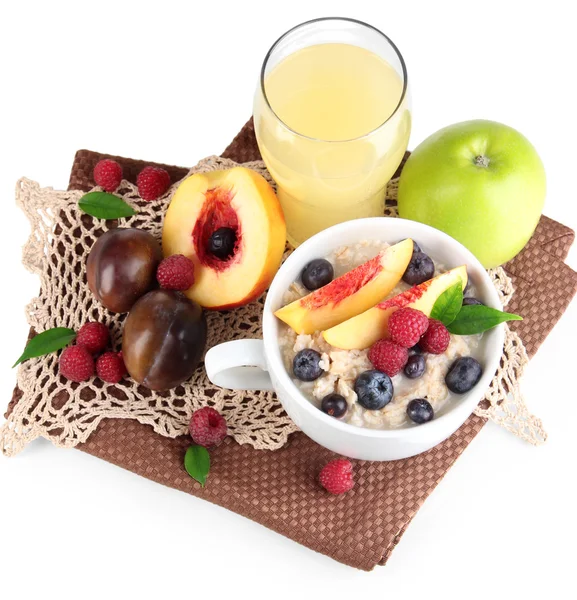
157,254,195,291
59,346,94,382
420,319,450,354
319,459,354,495
388,307,429,348
189,407,227,448
368,339,409,377
137,166,171,201
76,322,110,354
93,159,123,192
96,352,127,384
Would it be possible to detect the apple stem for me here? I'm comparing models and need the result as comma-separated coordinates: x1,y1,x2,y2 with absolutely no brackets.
474,155,490,168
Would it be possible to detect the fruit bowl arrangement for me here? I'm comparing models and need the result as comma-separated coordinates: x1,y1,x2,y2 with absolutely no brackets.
206,216,514,461
5,116,574,568
3,119,550,485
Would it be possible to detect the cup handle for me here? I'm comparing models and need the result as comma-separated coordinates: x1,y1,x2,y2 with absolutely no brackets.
204,339,274,391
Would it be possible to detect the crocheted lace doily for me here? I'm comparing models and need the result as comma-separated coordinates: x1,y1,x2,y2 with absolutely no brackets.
0,157,546,457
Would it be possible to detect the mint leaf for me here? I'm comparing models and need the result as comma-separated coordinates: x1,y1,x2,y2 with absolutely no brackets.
13,327,76,367
79,191,137,219
430,282,463,326
184,445,210,487
447,305,522,335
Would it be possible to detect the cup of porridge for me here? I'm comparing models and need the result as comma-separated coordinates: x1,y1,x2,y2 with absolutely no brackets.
205,218,504,461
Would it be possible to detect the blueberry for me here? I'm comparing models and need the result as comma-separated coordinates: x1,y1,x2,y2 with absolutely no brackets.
301,258,334,291
354,370,394,410
208,227,236,260
462,297,484,306
445,357,483,394
402,252,435,286
293,349,323,382
404,354,426,379
409,343,423,355
321,393,348,418
407,398,434,424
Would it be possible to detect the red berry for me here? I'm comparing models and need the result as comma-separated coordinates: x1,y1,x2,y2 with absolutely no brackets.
59,346,94,382
388,307,429,348
157,254,195,291
319,459,354,495
137,166,171,201
189,407,227,448
93,159,123,192
420,319,450,354
368,339,409,377
96,352,127,384
76,322,110,354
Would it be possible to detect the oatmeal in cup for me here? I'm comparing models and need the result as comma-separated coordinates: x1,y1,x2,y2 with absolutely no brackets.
205,218,505,461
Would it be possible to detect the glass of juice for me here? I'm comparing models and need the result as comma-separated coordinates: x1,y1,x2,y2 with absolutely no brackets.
253,17,411,247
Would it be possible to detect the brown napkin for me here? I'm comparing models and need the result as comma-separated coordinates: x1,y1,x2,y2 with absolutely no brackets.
7,120,577,570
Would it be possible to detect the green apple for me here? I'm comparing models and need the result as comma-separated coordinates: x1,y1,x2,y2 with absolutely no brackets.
397,120,546,268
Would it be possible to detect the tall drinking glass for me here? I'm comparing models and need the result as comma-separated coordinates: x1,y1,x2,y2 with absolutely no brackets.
253,17,411,247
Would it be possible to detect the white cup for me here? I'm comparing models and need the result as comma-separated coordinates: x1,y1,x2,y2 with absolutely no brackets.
205,217,504,461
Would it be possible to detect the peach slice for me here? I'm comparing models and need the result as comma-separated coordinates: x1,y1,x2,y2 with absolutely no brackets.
274,239,413,334
162,167,286,310
323,266,467,350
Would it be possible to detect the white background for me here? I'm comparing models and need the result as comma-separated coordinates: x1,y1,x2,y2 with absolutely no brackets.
1,1,575,598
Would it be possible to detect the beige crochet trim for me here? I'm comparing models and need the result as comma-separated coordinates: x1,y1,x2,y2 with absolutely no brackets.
0,157,544,457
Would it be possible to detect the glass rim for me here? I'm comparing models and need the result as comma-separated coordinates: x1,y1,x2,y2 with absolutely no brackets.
259,16,409,144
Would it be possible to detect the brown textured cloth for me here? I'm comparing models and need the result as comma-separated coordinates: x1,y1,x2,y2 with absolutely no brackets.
7,119,577,570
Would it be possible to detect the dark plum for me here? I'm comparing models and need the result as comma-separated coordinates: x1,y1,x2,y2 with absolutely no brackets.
87,228,162,313
301,258,334,291
122,290,207,391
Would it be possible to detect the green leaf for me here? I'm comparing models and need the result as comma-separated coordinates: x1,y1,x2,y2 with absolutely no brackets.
13,327,76,367
447,305,522,335
184,445,210,487
79,191,137,219
430,282,464,326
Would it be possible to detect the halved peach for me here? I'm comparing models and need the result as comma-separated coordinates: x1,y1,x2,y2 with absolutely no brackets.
162,167,286,310
323,266,467,349
274,239,413,334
